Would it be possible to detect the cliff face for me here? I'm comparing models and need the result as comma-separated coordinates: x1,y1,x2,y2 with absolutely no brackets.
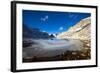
57,17,91,40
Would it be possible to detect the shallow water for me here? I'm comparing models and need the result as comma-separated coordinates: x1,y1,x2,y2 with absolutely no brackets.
23,39,83,58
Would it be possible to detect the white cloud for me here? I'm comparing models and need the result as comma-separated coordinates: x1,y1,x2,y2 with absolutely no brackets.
42,30,46,32
45,15,48,19
59,27,63,30
41,15,49,21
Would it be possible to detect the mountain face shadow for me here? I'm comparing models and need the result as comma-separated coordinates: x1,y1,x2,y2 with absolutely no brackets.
23,24,55,39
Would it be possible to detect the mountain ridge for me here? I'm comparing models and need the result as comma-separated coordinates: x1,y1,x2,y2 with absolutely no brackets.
57,17,91,40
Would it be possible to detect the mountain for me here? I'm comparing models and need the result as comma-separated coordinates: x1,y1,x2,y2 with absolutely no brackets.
57,17,91,40
23,24,55,39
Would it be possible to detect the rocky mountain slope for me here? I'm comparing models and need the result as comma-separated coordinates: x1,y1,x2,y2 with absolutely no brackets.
57,17,91,40
23,24,55,39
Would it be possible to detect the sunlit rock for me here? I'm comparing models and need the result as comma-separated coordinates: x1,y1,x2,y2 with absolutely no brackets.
57,17,91,41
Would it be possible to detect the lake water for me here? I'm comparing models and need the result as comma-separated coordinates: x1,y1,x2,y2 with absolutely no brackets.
23,38,83,58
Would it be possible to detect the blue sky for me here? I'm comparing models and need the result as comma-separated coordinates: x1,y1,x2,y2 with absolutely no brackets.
23,10,91,34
